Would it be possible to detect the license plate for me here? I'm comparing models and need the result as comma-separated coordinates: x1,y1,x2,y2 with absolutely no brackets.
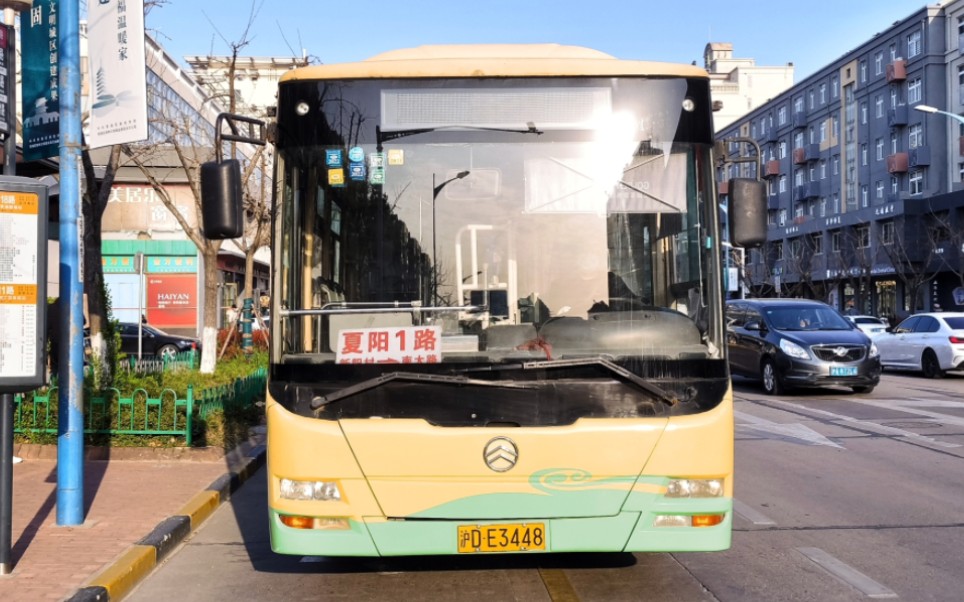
830,366,858,376
457,523,546,553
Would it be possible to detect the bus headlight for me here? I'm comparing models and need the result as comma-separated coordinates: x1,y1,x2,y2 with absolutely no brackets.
279,478,343,501
665,478,724,498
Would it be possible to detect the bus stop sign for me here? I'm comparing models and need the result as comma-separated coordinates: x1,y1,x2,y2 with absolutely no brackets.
0,176,48,393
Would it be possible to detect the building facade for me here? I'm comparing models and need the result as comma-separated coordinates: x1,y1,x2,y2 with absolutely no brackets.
705,42,795,131
717,4,964,321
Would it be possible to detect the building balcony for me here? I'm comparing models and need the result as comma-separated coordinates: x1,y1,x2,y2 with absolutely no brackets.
792,111,808,129
718,180,729,195
768,195,781,210
886,59,906,82
793,182,821,202
764,160,781,178
886,152,909,174
792,144,820,164
763,128,779,144
909,145,930,168
887,105,908,127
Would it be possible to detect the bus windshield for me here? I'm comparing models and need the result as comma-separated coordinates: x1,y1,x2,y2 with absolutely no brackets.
272,76,725,412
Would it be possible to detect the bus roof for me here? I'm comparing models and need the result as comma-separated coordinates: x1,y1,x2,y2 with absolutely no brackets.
280,44,708,82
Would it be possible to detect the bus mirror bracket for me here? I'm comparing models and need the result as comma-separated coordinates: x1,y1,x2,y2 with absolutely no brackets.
718,137,767,249
200,113,267,240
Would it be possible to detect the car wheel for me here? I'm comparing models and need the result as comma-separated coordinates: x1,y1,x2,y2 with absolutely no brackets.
761,358,784,395
921,349,945,379
851,385,875,394
157,344,179,362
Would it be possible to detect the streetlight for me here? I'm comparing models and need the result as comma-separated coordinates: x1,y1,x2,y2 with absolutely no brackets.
431,170,470,303
913,104,964,124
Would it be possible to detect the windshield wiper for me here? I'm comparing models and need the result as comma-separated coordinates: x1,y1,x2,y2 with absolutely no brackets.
461,358,678,407
310,371,534,413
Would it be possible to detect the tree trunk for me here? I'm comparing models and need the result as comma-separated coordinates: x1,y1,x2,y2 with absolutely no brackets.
199,245,222,374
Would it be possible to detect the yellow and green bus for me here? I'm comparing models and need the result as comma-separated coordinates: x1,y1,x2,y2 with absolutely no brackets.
203,44,765,556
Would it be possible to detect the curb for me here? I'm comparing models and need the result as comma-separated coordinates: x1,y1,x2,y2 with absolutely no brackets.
64,442,267,602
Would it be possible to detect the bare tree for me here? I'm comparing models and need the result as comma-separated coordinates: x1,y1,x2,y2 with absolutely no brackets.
879,214,939,319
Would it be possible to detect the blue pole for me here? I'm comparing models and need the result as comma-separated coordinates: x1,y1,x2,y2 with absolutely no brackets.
57,0,84,526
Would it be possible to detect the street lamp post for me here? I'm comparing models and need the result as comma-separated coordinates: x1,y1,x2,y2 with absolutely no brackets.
431,170,469,303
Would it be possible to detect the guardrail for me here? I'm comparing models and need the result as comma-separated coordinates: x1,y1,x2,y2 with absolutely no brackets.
12,367,267,446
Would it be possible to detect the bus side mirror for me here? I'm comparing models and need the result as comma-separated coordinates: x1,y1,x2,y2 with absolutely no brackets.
728,178,767,248
200,159,243,239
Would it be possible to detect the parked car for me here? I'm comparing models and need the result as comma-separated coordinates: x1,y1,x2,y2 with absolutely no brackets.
874,312,964,378
118,322,201,361
845,314,889,336
726,298,881,395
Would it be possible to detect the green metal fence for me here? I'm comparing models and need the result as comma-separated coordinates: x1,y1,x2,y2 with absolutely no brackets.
13,367,267,446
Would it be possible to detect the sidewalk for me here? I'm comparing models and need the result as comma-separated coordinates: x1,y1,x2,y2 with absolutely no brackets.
1,428,266,602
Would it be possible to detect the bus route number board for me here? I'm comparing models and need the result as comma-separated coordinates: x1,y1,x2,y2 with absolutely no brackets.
457,523,546,553
336,325,441,364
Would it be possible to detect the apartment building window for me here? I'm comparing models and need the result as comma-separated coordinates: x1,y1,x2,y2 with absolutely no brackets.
909,123,923,149
907,31,922,58
876,138,884,160
809,165,816,182
795,97,805,114
831,75,838,98
891,132,898,154
779,175,787,193
832,155,839,175
832,115,839,138
909,169,924,195
908,78,922,104
778,209,787,227
958,65,964,100
959,16,964,51
794,168,804,186
861,143,868,166
768,179,776,197
959,161,964,182
794,131,804,148
809,126,816,144
813,233,823,254
859,102,867,125
819,122,827,143
875,52,883,75
856,225,870,248
808,90,815,110
860,60,867,83
819,83,827,105
832,193,840,213
774,240,784,260
861,185,869,207
875,95,883,118
876,180,884,199
890,87,899,109
891,175,900,194
779,141,787,159
889,43,897,61
820,160,827,179
831,230,842,252
778,106,787,125
819,198,827,217
879,221,895,245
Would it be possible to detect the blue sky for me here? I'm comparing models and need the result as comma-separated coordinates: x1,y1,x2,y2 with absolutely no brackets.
148,0,925,82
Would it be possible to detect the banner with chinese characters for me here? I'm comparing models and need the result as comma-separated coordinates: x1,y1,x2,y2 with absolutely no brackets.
21,0,59,161
87,0,147,148
336,326,441,364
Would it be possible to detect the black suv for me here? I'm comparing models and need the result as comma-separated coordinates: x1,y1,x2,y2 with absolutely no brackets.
726,298,881,395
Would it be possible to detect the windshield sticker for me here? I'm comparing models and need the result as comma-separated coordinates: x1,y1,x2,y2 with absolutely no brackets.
348,146,365,163
337,326,441,364
327,168,345,187
325,149,342,167
388,149,404,165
